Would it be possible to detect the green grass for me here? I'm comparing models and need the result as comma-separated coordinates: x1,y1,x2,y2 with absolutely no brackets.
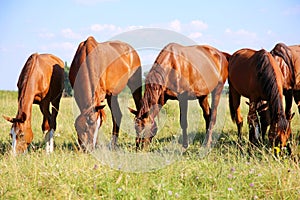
0,90,300,199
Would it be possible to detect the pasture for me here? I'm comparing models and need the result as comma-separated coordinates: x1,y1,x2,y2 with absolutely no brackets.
0,90,300,199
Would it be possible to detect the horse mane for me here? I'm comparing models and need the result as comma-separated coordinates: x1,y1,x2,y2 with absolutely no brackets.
15,53,38,121
255,49,287,131
138,63,166,118
69,36,97,88
17,54,37,97
270,43,295,86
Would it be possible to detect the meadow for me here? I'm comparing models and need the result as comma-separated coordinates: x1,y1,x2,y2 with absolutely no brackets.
0,90,300,199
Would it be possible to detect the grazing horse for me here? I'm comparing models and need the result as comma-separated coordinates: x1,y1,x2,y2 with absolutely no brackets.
258,43,299,142
69,36,142,150
129,43,230,149
3,53,64,154
228,48,290,149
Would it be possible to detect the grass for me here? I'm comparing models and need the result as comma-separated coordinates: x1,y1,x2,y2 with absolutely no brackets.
0,90,300,199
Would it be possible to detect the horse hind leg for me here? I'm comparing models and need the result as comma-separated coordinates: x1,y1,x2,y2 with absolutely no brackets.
45,93,62,153
229,84,244,152
198,95,211,131
39,101,53,153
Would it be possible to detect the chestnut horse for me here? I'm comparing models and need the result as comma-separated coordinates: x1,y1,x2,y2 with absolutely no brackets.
69,36,142,150
3,53,64,154
129,43,230,149
228,48,290,149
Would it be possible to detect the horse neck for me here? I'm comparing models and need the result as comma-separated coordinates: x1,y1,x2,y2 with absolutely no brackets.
138,85,164,119
17,94,33,125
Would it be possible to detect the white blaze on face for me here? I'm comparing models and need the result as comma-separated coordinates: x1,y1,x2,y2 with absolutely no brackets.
93,117,101,148
11,128,17,154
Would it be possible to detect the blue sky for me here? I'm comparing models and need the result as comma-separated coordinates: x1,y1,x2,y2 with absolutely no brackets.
1,0,300,90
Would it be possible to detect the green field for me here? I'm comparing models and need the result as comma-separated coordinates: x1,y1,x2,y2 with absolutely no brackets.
0,90,300,199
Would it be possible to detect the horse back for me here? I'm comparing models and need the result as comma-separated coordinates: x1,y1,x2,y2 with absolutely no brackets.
17,53,64,102
228,49,262,98
153,43,228,96
289,45,300,90
69,36,141,97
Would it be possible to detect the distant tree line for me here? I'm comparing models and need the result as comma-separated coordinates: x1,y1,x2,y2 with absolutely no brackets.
63,62,73,97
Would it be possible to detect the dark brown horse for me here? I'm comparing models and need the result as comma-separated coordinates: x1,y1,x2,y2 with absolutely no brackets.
270,43,299,117
129,43,230,149
3,53,64,154
258,43,299,142
289,45,300,113
69,36,142,150
228,48,290,149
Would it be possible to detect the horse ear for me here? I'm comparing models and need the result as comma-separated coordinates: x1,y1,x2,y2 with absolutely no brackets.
142,111,149,119
128,107,138,116
95,105,105,112
3,115,14,123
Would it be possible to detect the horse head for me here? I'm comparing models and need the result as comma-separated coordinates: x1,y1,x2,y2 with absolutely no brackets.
75,105,105,151
129,107,158,150
268,112,295,149
3,112,33,154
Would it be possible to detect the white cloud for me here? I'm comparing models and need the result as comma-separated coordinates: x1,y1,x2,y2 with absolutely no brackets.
190,20,208,30
169,19,181,32
61,28,81,39
90,24,119,32
283,5,300,15
40,42,75,51
225,28,256,38
189,32,203,39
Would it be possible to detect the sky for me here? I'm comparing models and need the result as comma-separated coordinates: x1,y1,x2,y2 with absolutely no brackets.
0,0,300,90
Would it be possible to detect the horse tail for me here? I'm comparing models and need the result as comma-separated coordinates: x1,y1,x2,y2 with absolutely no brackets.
256,49,288,132
228,79,236,122
270,43,295,86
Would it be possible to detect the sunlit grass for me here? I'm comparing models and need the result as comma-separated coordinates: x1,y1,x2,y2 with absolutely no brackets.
0,90,300,199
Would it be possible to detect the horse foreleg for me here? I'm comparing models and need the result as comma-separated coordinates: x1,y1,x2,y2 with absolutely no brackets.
257,102,271,144
247,102,261,147
45,129,54,153
179,97,188,149
205,82,223,148
107,95,122,150
284,89,293,119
